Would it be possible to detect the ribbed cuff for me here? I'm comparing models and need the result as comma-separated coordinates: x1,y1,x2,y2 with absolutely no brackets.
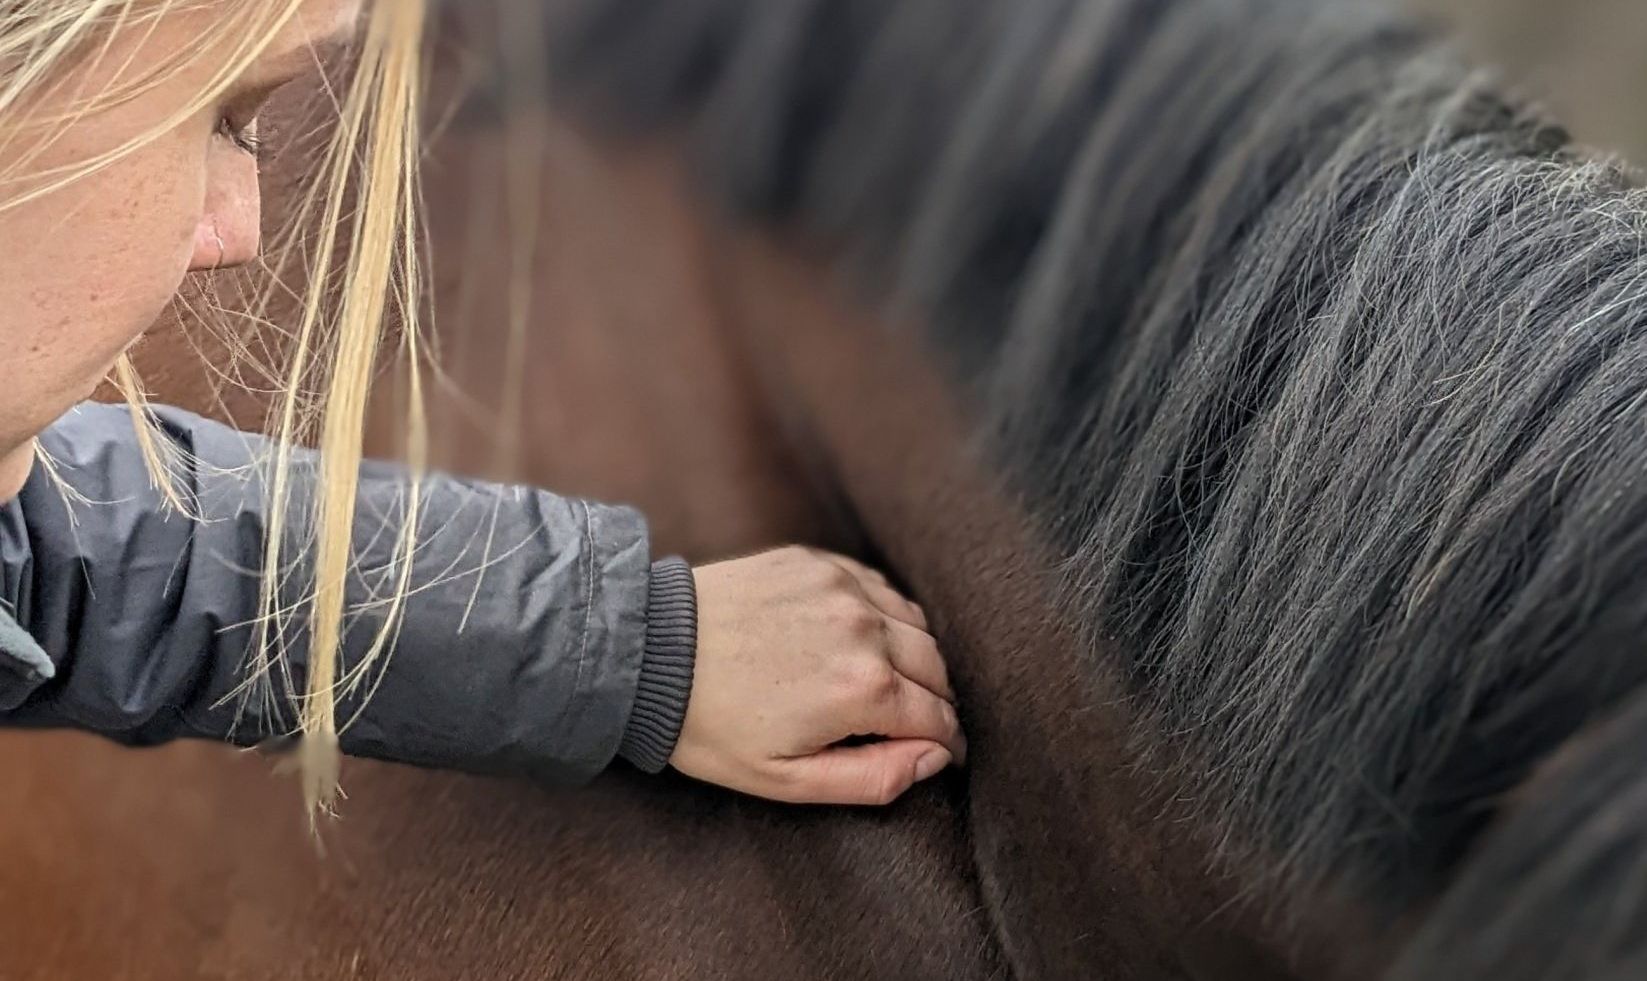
617,557,698,773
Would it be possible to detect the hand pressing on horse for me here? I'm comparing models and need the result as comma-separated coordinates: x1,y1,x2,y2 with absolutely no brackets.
672,547,966,805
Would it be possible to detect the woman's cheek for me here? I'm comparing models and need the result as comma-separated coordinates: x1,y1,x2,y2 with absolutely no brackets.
146,132,215,311
87,135,208,367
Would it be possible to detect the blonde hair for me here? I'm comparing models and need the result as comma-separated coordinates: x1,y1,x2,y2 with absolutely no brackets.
0,0,429,822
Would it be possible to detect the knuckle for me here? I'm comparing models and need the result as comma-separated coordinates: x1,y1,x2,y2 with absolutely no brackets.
826,564,858,591
851,608,886,642
839,655,898,701
865,660,901,701
773,546,810,570
803,558,850,591
831,595,881,634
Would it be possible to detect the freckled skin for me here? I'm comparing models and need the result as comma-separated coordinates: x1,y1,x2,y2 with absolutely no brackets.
0,0,359,500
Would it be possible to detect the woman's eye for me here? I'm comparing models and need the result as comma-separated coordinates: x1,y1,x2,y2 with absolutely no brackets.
217,114,264,158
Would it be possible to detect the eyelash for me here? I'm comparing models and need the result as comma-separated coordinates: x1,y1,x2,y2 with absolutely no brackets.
217,114,264,158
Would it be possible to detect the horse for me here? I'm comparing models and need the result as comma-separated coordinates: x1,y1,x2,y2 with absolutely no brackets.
5,1,1647,978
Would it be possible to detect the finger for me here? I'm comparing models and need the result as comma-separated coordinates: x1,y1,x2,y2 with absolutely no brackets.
870,581,929,631
860,677,967,764
818,553,928,630
772,739,953,806
859,581,928,631
887,620,954,702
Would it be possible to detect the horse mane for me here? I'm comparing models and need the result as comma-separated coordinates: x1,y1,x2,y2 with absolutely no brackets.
519,0,1647,974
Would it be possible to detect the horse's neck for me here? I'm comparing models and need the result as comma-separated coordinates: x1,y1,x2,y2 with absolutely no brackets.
411,118,843,559
711,229,1347,980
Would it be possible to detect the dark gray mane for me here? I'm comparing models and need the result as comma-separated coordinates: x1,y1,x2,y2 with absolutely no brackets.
511,0,1647,975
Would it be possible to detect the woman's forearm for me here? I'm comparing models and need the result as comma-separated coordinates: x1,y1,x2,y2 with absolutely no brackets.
0,402,694,782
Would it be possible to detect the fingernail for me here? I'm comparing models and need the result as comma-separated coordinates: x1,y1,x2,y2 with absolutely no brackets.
914,748,951,782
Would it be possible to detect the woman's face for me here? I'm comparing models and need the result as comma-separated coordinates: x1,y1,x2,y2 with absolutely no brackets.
0,0,361,497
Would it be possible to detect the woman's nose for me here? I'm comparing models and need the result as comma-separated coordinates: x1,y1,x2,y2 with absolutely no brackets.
189,142,262,272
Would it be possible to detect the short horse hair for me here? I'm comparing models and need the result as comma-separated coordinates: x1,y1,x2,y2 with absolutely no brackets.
524,1,1647,974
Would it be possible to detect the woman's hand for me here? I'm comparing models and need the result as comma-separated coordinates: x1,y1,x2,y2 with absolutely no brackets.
670,547,966,805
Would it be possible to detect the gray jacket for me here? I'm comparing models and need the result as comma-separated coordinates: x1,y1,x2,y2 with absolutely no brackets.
0,402,697,781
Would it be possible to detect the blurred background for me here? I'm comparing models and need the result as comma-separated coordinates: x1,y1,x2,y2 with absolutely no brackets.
1412,0,1647,164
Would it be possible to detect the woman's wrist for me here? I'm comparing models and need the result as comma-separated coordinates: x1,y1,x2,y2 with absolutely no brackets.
665,548,964,805
616,556,699,773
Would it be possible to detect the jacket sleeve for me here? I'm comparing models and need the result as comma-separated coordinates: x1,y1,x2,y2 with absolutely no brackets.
0,402,697,783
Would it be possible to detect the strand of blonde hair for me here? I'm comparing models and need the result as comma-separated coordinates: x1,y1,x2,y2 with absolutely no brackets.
2,0,431,824
261,0,428,822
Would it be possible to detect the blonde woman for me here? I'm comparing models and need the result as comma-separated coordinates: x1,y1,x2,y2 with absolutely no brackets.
0,0,963,812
